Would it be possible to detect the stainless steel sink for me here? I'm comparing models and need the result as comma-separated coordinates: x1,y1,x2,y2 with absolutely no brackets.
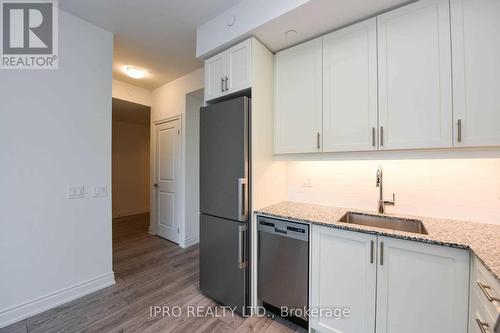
339,212,428,235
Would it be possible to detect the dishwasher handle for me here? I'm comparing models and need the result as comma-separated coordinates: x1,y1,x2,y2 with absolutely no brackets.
274,227,287,234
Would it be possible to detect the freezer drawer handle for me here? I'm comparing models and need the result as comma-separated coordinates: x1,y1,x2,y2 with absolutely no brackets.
238,178,248,221
238,225,247,269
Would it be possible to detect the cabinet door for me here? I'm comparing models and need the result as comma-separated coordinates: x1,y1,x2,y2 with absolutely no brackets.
378,0,453,150
451,0,500,147
205,52,226,101
311,226,376,333
274,38,323,154
376,237,469,333
323,18,378,152
226,38,251,94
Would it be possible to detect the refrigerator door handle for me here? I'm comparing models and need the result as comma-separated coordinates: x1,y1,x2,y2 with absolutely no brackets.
238,225,247,269
238,178,248,222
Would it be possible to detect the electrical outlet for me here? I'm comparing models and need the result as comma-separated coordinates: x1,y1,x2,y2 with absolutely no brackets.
68,186,84,199
302,178,313,187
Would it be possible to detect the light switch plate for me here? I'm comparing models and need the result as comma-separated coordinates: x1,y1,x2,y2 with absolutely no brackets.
68,186,84,199
93,185,107,197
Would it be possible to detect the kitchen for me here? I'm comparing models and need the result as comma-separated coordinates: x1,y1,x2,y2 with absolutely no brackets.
197,0,500,332
1,0,499,332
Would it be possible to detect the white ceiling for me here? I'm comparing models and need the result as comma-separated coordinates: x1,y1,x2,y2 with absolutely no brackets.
59,0,241,90
253,0,413,52
60,0,413,90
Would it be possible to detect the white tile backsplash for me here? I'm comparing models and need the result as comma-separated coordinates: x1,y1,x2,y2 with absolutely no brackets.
286,153,500,225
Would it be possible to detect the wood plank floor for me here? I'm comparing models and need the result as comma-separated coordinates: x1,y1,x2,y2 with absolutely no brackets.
1,214,306,333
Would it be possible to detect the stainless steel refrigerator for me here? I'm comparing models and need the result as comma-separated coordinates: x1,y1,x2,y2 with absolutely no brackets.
199,96,250,315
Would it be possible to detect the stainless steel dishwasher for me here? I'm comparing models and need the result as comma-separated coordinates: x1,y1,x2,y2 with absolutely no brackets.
257,216,309,328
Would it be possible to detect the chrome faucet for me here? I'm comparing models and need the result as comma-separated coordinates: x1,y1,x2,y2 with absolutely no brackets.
376,167,395,214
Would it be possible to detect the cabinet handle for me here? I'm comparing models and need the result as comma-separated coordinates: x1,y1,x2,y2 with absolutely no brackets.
457,119,462,143
372,127,376,147
370,240,374,264
478,281,500,302
317,132,321,149
380,126,384,147
224,76,229,91
380,241,384,266
476,318,489,333
221,77,224,92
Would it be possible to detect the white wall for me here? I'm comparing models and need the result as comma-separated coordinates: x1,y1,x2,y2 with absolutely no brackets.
184,90,204,247
150,68,204,247
112,79,152,106
151,68,203,122
285,149,500,225
0,10,114,327
112,121,150,218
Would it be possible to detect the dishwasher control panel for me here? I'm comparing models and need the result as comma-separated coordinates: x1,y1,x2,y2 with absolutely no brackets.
257,216,309,242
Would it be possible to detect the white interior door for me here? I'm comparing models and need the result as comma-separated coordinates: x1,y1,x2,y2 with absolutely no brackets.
155,119,180,243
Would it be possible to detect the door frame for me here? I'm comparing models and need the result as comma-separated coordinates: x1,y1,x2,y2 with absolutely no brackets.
150,115,182,242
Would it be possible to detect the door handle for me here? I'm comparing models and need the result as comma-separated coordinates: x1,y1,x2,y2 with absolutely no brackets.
153,183,158,188
221,77,224,92
372,127,376,147
238,178,248,221
238,225,247,269
380,126,384,147
316,132,321,150
224,76,229,91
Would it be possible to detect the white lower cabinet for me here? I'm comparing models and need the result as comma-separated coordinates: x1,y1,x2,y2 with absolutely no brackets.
310,227,376,333
375,236,469,333
311,225,470,333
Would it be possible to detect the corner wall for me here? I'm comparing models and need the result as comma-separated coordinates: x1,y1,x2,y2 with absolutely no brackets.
0,10,114,327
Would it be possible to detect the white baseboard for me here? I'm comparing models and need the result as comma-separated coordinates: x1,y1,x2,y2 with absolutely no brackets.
181,236,199,248
0,272,115,329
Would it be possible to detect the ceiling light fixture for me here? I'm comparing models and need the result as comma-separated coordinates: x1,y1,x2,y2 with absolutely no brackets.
123,65,148,79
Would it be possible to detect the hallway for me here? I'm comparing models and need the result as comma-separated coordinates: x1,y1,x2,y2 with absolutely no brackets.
1,215,304,333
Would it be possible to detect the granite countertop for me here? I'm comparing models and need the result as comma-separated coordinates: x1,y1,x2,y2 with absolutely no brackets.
255,201,500,281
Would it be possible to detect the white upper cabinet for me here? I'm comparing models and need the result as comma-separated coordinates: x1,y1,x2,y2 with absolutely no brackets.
451,0,500,147
204,38,252,102
376,236,469,333
226,39,251,94
377,0,453,150
311,226,376,333
322,18,378,152
274,37,323,154
205,52,227,101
